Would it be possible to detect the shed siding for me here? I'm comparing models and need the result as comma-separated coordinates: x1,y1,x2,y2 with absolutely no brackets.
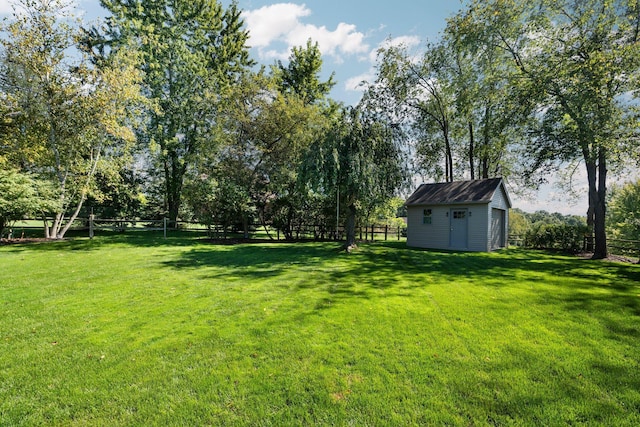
468,205,490,252
488,185,509,250
491,186,509,210
407,204,491,251
406,205,449,250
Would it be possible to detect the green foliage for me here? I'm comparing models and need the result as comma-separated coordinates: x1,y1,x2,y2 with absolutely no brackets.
0,169,58,237
607,180,640,241
2,238,639,424
508,208,530,237
183,175,252,236
463,0,640,258
369,196,407,228
94,0,254,222
0,0,145,238
523,222,590,253
84,168,147,219
306,106,407,247
273,38,336,105
509,208,589,252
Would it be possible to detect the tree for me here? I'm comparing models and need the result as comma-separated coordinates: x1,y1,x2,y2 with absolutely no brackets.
607,180,640,241
367,41,455,182
273,38,336,106
0,169,58,237
443,9,529,181
92,0,254,223
0,0,144,238
305,106,407,249
464,0,640,259
206,69,329,240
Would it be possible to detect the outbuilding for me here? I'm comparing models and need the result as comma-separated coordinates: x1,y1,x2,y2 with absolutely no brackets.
405,178,511,252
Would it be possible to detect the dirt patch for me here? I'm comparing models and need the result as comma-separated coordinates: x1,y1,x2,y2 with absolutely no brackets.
577,252,639,264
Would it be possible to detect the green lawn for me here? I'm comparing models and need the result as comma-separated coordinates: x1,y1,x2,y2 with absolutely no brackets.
1,234,639,426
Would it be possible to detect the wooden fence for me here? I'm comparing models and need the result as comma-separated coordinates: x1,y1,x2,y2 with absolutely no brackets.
9,217,407,242
583,236,640,259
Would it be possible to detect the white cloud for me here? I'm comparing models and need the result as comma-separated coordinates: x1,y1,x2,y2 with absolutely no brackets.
369,35,422,63
345,72,374,92
243,3,369,62
243,3,310,48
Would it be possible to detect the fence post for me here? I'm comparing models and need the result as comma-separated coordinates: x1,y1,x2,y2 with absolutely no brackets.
385,225,388,241
163,218,167,239
89,214,94,239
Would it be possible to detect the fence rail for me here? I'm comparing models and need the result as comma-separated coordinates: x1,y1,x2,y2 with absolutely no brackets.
583,236,640,258
8,218,407,242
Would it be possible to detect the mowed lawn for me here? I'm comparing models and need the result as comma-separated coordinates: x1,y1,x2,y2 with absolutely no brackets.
1,235,639,426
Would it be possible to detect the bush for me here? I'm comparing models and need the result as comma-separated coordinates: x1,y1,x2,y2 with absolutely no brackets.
524,223,589,253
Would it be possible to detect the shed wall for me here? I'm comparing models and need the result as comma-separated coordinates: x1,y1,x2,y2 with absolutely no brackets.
407,204,491,251
488,185,509,250
468,205,490,252
406,205,450,249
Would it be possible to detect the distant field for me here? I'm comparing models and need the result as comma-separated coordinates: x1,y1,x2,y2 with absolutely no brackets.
1,234,639,425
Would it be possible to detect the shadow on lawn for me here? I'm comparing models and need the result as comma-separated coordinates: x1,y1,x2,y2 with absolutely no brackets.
159,239,640,319
161,242,343,276
0,230,270,253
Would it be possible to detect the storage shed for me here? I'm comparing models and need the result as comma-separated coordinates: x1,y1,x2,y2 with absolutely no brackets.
405,178,511,252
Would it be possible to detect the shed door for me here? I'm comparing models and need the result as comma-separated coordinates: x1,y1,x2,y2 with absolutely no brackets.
450,208,468,249
491,208,505,249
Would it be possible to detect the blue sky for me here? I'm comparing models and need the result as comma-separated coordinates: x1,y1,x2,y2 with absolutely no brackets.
0,0,466,105
0,0,603,214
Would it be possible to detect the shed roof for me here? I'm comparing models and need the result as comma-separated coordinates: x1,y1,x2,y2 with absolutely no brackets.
405,178,509,206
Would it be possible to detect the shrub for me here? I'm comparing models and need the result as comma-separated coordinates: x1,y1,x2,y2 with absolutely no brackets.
524,223,589,253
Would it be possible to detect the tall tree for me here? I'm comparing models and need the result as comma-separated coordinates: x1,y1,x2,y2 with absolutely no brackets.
273,38,336,106
305,106,407,249
464,0,640,259
444,9,528,181
205,67,330,240
91,0,254,223
367,42,455,182
0,0,144,238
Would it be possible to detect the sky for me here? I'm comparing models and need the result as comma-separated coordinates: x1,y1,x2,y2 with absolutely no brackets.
1,0,620,216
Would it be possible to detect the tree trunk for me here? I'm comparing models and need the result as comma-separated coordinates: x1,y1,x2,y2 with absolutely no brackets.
585,153,608,259
468,121,475,180
444,131,453,182
43,216,50,239
344,203,357,250
165,153,184,226
243,214,249,239
592,149,608,259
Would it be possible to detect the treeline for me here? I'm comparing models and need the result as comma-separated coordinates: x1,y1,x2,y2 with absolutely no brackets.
510,209,589,253
510,180,640,254
1,0,639,256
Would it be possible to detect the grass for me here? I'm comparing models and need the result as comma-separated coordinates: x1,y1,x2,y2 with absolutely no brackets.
1,233,639,426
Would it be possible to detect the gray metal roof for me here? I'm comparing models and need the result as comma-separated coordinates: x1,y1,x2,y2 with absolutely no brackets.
405,178,508,206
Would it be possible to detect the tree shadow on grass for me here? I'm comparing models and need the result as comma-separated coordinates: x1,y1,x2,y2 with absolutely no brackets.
155,239,640,422
160,242,343,276
157,239,639,313
0,232,193,252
